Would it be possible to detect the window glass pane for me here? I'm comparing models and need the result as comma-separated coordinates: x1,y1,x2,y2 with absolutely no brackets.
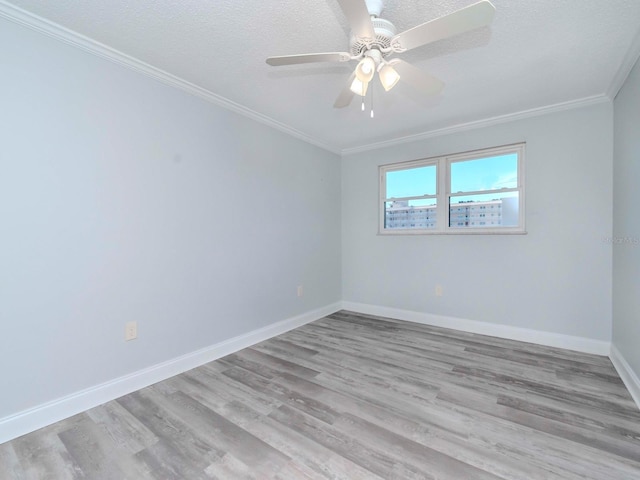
449,192,519,228
386,165,436,199
385,199,437,229
450,153,517,194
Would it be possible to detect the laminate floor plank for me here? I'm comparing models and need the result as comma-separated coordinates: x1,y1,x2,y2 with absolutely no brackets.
161,390,290,477
187,364,284,415
258,370,437,441
56,414,152,480
461,408,637,480
215,400,387,480
449,363,640,415
262,338,320,359
11,428,83,480
269,404,434,480
117,389,224,477
224,349,322,380
0,442,23,480
437,382,640,463
222,366,341,425
134,437,210,480
86,401,158,455
333,412,505,480
4,310,640,479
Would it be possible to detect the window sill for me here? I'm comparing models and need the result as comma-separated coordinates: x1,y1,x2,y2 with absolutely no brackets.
378,228,528,236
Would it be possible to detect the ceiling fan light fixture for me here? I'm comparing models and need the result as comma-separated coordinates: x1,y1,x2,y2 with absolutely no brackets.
350,76,369,96
355,56,376,83
378,63,400,91
265,0,496,109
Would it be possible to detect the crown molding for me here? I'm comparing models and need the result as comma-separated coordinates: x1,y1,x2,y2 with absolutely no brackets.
0,1,340,155
340,95,610,156
606,27,640,100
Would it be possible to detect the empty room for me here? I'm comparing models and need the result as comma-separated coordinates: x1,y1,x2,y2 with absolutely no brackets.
1,0,640,478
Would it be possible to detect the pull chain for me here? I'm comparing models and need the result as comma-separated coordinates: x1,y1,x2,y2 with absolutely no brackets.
370,82,374,118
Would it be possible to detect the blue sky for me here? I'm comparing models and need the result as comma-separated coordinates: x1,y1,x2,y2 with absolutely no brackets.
386,153,518,201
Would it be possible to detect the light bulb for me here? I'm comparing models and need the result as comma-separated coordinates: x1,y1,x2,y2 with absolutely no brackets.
355,57,376,83
378,64,400,92
361,58,374,74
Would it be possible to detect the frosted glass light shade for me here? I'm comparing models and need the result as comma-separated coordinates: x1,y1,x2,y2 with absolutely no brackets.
350,77,369,96
378,64,400,91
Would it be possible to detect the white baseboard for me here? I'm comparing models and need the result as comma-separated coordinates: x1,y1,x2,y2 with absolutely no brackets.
341,301,611,356
0,302,341,445
609,344,640,410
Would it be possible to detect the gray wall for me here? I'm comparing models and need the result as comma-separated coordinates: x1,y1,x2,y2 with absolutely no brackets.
342,102,613,341
613,56,640,377
0,18,341,419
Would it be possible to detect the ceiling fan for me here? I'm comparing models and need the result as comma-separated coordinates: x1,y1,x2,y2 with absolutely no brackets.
266,0,496,108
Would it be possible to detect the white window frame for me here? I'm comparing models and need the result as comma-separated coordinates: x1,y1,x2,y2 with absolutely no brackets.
379,143,526,235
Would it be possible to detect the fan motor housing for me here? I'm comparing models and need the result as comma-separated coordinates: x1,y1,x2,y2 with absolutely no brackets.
350,17,396,57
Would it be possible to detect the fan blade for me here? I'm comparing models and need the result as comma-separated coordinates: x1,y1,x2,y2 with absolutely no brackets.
334,72,356,108
337,0,376,41
391,59,444,96
391,0,495,52
266,52,352,66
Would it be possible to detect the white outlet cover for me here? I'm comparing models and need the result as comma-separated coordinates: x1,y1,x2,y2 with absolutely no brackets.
125,321,137,341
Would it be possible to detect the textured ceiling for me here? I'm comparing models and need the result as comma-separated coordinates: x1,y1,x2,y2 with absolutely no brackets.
4,0,640,153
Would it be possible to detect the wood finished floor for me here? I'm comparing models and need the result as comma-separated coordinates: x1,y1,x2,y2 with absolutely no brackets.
2,310,640,479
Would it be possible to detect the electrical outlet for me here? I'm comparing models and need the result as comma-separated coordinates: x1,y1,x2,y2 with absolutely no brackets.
435,285,443,297
297,285,304,297
125,321,137,341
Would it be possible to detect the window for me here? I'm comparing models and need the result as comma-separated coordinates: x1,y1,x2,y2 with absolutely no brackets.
382,161,438,230
380,143,525,234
